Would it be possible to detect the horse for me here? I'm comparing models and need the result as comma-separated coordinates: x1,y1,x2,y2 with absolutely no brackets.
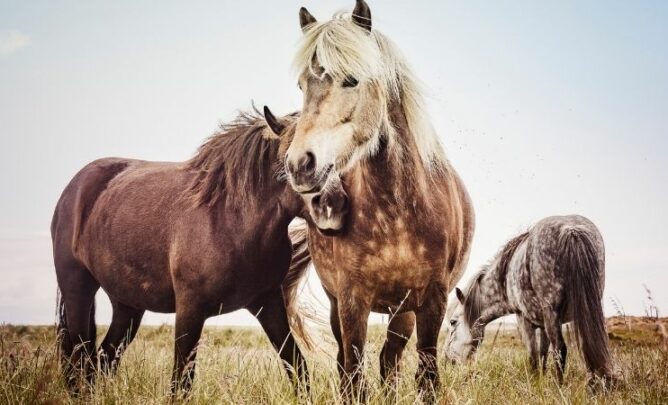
282,1,475,399
51,108,329,394
444,215,615,385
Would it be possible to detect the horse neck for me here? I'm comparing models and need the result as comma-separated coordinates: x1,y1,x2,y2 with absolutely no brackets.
476,267,512,323
211,173,302,237
351,101,432,206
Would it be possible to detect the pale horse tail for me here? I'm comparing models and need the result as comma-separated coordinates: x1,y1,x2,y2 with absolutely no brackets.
282,220,314,350
559,227,613,379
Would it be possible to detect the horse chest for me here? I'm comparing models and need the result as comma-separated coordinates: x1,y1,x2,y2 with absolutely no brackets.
309,221,441,300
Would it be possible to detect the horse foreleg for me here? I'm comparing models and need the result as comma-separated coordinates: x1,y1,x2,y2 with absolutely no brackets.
172,306,206,395
99,300,144,374
380,311,415,389
517,315,539,371
415,286,447,403
325,291,345,380
337,286,373,402
248,289,308,392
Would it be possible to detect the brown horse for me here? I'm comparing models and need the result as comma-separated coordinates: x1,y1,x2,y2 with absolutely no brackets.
51,108,317,394
284,1,475,400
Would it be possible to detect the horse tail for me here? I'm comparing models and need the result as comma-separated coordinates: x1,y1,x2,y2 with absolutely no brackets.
56,289,71,357
560,227,613,378
282,220,314,350
55,287,75,381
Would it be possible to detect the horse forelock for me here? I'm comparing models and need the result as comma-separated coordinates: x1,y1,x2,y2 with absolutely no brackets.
293,12,446,173
185,109,293,208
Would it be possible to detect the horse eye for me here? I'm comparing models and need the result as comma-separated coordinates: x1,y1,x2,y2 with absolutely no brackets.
297,82,302,91
450,319,458,327
342,76,358,88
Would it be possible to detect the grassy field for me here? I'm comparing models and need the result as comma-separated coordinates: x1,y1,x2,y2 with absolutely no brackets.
1,317,666,404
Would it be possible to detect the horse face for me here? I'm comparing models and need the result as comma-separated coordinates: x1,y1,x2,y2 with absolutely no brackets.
444,301,479,363
285,68,384,194
286,1,383,194
306,175,349,236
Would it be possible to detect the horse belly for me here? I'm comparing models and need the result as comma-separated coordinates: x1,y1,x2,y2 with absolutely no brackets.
80,214,178,313
91,258,176,312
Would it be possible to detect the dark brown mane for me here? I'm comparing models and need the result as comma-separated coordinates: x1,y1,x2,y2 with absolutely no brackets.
464,231,530,327
497,231,530,292
185,109,281,207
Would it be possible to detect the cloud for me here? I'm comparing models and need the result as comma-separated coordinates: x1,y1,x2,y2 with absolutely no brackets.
0,30,31,56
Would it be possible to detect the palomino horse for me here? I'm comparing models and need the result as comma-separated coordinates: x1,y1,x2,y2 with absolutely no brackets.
445,215,614,385
51,109,322,394
283,1,475,399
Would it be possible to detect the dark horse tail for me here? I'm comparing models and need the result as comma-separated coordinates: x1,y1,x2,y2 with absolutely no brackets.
282,220,313,350
56,288,73,362
559,227,613,379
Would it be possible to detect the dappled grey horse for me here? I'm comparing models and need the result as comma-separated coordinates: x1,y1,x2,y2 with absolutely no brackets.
445,215,615,385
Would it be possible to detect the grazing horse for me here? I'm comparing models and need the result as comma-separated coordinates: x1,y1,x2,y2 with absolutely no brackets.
444,215,614,385
51,109,318,394
283,1,475,399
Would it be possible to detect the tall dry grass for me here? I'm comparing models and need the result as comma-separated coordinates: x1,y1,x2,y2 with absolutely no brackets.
1,319,667,404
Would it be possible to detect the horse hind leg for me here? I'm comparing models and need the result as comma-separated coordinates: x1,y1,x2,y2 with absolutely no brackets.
380,311,415,389
57,263,100,392
544,310,567,383
99,300,145,374
538,328,550,372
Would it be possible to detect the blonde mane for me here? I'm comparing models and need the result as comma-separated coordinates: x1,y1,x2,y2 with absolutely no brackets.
293,12,447,171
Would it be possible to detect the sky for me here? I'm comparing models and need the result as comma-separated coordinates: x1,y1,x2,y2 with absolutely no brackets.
1,0,667,327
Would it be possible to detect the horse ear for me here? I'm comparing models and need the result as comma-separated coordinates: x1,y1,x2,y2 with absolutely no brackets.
263,106,285,136
299,7,317,33
352,0,372,32
455,288,465,304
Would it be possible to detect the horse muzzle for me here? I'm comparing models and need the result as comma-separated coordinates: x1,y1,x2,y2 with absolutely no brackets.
307,185,349,237
285,151,334,194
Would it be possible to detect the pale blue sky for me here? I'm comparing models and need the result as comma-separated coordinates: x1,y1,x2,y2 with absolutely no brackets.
1,1,666,326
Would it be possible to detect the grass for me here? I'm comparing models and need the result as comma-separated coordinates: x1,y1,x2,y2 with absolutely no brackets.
1,317,667,404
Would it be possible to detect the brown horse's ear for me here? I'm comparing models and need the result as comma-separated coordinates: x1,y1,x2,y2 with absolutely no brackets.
455,287,465,304
263,106,285,136
299,7,317,33
352,0,372,32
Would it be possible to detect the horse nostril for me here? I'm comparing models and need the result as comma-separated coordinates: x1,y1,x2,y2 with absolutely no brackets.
302,151,316,173
311,195,321,206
